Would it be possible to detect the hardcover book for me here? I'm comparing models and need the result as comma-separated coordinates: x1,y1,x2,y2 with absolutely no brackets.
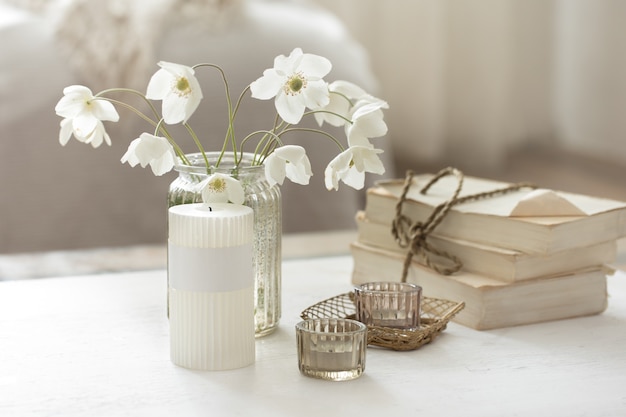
355,211,618,282
365,174,626,254
351,241,610,330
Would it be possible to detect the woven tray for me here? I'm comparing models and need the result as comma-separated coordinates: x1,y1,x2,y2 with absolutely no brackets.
300,293,465,351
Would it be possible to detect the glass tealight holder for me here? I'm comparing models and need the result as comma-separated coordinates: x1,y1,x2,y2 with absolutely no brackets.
355,282,422,329
295,318,367,381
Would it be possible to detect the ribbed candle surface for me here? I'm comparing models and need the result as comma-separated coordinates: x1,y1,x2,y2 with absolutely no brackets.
168,203,255,370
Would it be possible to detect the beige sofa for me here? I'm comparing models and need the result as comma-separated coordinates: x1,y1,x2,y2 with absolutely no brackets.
0,0,394,254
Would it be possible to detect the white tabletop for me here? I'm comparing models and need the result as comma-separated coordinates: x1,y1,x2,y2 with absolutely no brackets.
1,255,625,417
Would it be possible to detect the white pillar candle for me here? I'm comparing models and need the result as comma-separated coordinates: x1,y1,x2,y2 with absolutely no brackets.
168,203,255,370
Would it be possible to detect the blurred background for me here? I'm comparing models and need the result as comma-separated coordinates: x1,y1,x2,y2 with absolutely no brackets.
317,0,626,177
1,0,625,257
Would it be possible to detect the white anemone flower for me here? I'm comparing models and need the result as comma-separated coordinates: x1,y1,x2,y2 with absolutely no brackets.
264,145,313,187
346,100,389,147
55,85,119,147
324,145,385,191
146,61,203,125
120,133,177,176
314,80,367,128
250,47,331,124
199,173,245,205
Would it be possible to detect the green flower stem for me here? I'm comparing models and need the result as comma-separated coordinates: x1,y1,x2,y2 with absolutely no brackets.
330,90,354,107
260,141,279,164
193,63,238,167
228,85,253,164
94,97,157,128
302,109,353,126
254,131,277,163
184,123,209,169
254,109,349,163
253,115,286,162
154,119,189,165
96,88,162,122
279,127,346,151
240,130,284,165
258,133,281,163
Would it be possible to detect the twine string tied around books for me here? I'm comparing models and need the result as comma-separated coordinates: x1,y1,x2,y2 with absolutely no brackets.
391,167,536,281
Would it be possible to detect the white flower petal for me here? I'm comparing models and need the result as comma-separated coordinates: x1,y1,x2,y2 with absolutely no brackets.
324,146,384,191
183,74,203,121
72,113,98,138
91,99,120,122
55,94,84,118
265,153,287,187
102,129,112,147
324,164,338,191
149,151,176,176
121,139,141,166
275,92,306,124
329,80,367,99
351,146,386,175
298,54,332,79
314,92,351,127
55,85,94,118
146,68,173,100
161,93,190,125
64,85,93,96
302,80,330,110
274,144,305,161
329,150,366,190
362,155,385,175
59,118,73,146
85,121,109,148
277,145,312,185
324,150,352,191
352,101,388,122
347,104,388,146
250,69,284,100
341,166,365,190
224,176,245,205
285,160,312,185
276,48,303,73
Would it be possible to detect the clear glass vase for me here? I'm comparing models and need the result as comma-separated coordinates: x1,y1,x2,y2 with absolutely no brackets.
168,152,282,337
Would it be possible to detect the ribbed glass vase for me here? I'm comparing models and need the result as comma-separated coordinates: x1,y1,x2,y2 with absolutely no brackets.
168,152,282,337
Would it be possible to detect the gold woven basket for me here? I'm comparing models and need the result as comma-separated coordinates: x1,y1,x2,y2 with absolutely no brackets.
300,293,464,351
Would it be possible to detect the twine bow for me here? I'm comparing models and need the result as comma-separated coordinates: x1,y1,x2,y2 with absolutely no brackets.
391,168,536,282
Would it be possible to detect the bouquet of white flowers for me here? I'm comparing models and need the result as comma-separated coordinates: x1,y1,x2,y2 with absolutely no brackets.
54,47,389,204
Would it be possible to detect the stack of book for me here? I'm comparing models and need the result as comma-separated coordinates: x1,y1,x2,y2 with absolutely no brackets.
351,173,626,330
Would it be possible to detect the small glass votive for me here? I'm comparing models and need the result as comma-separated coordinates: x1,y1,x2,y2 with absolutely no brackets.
355,282,422,329
295,318,367,381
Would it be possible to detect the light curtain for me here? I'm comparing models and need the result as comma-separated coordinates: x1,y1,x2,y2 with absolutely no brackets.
315,0,626,170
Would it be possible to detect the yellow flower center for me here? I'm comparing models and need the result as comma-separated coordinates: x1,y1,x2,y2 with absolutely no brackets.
175,77,191,97
208,177,227,192
284,72,307,96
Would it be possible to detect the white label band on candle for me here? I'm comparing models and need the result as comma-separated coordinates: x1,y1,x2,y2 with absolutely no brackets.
168,241,253,292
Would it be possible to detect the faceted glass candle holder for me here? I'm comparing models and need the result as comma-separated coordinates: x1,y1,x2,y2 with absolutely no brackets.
355,282,422,329
295,318,367,381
